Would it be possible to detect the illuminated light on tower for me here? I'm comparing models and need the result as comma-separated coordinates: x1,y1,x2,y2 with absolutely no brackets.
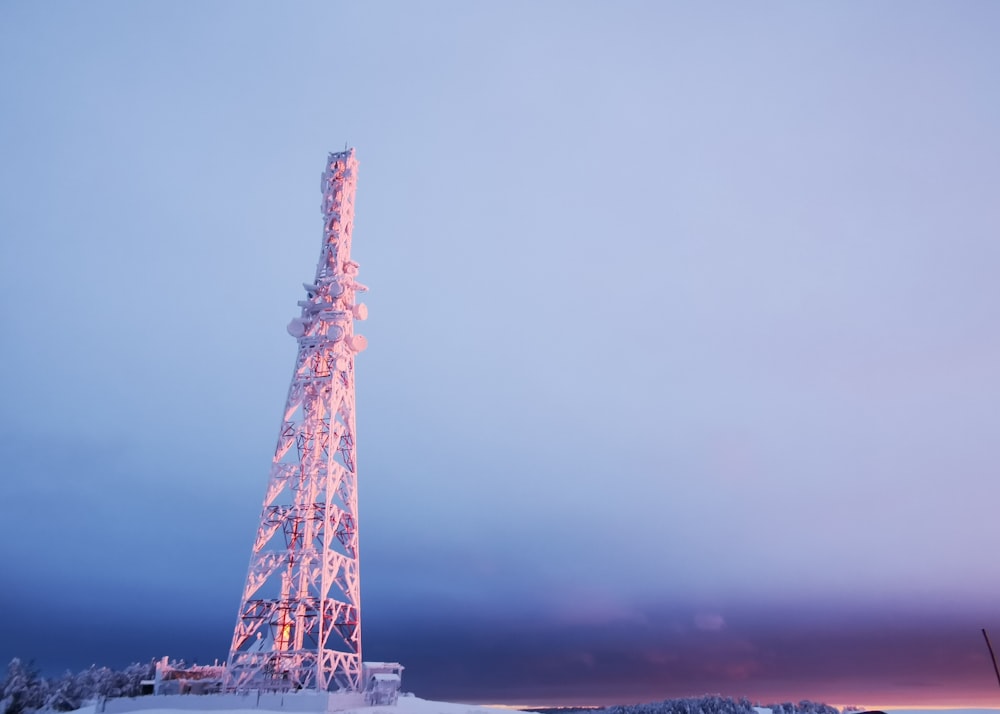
227,149,368,692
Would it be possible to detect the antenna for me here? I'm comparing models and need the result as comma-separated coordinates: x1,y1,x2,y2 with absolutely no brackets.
227,148,368,693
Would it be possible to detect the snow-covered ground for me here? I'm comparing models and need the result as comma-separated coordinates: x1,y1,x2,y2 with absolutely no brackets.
324,697,501,714
78,697,1000,714
92,695,500,714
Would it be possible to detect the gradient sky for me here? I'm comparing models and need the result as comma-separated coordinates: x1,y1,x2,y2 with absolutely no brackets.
2,1,1000,707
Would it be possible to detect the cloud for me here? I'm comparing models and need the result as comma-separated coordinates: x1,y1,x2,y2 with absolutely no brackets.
546,590,650,627
694,613,726,631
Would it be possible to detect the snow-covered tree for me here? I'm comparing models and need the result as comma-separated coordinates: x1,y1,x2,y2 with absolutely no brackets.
599,697,842,714
2,656,158,711
119,663,152,698
602,696,759,714
1,659,47,714
44,671,86,712
92,666,125,699
762,702,839,714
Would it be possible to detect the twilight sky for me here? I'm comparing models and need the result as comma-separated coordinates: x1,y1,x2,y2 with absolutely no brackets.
2,1,1000,707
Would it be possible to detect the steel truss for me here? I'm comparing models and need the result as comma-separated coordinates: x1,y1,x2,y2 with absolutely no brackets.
228,149,368,692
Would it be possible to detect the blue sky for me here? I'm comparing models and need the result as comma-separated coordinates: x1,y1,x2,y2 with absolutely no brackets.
2,1,1000,706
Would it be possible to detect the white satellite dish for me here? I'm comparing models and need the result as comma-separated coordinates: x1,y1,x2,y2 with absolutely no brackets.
352,303,368,321
348,334,368,353
286,318,307,338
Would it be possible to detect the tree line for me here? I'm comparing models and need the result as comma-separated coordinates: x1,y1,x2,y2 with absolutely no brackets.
600,696,842,714
1,658,153,714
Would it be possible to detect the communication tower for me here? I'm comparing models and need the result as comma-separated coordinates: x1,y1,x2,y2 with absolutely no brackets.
227,149,368,692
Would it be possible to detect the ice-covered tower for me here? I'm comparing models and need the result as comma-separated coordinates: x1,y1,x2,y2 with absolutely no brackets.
227,149,368,692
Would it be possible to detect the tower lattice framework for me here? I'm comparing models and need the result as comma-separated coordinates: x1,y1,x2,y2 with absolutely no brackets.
228,149,368,692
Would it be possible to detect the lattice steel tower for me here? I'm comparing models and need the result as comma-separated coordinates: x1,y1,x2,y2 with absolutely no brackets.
227,149,368,692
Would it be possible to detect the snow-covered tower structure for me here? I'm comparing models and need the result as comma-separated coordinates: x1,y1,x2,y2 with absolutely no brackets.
227,149,368,693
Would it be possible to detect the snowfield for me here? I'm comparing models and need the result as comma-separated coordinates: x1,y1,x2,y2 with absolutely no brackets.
73,697,1000,714
92,696,500,714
